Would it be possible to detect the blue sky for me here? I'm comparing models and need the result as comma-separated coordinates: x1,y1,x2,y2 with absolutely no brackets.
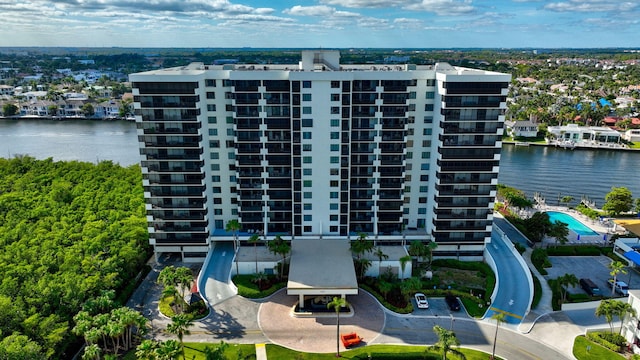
1,0,639,48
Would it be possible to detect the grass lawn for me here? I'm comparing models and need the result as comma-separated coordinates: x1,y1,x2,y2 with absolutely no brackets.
265,344,498,360
573,336,626,360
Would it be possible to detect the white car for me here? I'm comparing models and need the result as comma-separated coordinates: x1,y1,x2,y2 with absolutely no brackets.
414,293,429,309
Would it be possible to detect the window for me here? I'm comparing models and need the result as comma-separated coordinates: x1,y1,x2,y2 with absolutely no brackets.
214,209,223,215
330,192,338,199
206,92,215,99
331,81,340,88
303,168,312,176
303,132,312,139
205,79,216,87
330,168,339,175
425,104,434,111
226,104,233,111
226,140,235,147
406,152,413,159
331,119,339,127
330,226,338,232
304,215,312,221
207,104,216,111
330,215,338,221
210,152,219,159
304,203,312,210
231,209,238,215
303,107,312,114
424,116,433,123
423,129,432,136
208,116,217,123
222,79,232,87
226,116,234,124
214,198,222,204
422,152,431,159
210,140,219,148
425,91,435,99
331,94,340,101
211,164,220,171
419,186,428,192
330,156,339,164
419,197,427,203
226,129,234,136
215,220,224,228
302,93,312,101
420,174,429,181
302,118,313,127
405,186,411,192
418,208,427,214
331,107,340,114
422,140,432,147
303,144,312,151
304,226,312,232
303,81,312,88
426,79,436,86
211,175,220,182
212,186,222,193
330,132,339,139
330,144,339,151
330,180,338,187
408,104,416,111
303,180,312,187
330,203,339,210
228,152,235,159
303,156,312,164
421,163,430,170
230,175,236,182
409,91,416,99
209,129,218,136
304,192,312,199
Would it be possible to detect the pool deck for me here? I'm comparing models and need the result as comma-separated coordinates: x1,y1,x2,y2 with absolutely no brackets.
531,205,619,246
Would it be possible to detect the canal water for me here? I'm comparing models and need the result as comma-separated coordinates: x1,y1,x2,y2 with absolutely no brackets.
0,119,638,206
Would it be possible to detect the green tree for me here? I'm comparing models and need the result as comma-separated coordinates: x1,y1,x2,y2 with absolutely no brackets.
548,221,569,245
136,339,160,360
596,299,617,333
2,103,18,116
399,276,423,303
556,273,579,304
156,339,181,360
429,325,465,360
399,255,412,279
267,235,291,280
614,301,637,335
603,187,633,216
81,103,95,117
327,296,348,357
248,233,261,274
166,314,194,360
560,195,574,207
203,340,229,360
609,261,628,297
491,313,506,360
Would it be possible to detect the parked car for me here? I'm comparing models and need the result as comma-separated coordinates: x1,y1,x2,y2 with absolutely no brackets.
414,293,429,309
445,294,461,311
607,279,629,296
580,278,601,296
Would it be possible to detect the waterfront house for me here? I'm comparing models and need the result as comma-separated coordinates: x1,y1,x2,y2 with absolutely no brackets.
547,124,621,144
505,119,538,138
0,85,14,96
623,129,640,142
94,100,121,119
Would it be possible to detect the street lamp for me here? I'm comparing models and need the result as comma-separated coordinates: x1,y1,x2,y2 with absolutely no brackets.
450,314,455,331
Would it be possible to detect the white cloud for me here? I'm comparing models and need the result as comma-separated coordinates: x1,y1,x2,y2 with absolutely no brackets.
404,0,476,16
321,0,419,8
544,0,640,13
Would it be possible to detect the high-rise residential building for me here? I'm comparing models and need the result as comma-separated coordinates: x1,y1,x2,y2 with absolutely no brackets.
130,50,511,263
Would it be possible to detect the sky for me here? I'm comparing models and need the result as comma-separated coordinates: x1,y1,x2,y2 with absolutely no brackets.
1,0,640,49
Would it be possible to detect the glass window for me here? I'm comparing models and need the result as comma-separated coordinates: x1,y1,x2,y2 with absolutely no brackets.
230,175,236,182
226,116,234,124
421,163,430,170
330,203,339,210
302,118,313,127
330,144,339,151
426,79,436,86
303,180,312,187
206,92,215,99
303,156,312,163
304,203,312,210
212,186,222,193
330,180,338,187
227,129,235,136
303,168,312,175
228,152,235,159
210,153,219,159
210,140,219,148
418,208,427,214
331,107,340,114
419,186,428,192
331,94,340,101
330,215,338,221
424,116,433,123
304,215,312,221
422,152,431,159
303,107,312,114
212,175,220,182
419,197,427,203
303,132,312,139
211,164,220,171
303,144,312,151
331,119,339,127
214,209,223,215
205,79,216,87
330,156,339,164
207,104,216,111
425,104,434,111
330,132,339,139
423,129,432,135
330,168,339,175
303,81,312,88
209,129,218,136
208,116,217,123
304,192,312,199
425,91,435,99
331,81,340,88
304,226,312,232
303,93,312,101
330,192,338,199
214,198,222,204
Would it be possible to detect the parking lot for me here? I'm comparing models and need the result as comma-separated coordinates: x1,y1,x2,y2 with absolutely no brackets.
545,255,640,297
412,296,469,320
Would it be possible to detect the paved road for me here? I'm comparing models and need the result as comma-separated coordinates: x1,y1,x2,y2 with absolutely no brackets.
200,241,236,306
484,225,531,324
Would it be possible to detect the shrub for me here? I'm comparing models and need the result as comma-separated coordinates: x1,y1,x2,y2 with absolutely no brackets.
546,245,601,256
531,248,549,275
586,332,625,352
514,242,526,254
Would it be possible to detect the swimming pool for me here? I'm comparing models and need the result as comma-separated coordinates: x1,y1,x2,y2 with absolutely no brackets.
546,211,599,236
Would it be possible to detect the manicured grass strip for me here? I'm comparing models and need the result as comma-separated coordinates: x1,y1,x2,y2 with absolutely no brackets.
266,343,497,359
573,335,625,360
233,274,286,298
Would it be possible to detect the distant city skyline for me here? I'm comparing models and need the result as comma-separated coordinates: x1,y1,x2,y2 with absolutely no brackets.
2,0,640,49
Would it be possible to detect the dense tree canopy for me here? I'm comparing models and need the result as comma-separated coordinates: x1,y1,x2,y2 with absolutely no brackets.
603,187,634,216
0,156,149,358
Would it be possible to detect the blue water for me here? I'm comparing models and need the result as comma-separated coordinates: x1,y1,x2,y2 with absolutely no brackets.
546,211,599,236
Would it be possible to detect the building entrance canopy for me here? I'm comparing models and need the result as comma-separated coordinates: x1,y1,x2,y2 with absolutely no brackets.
287,239,358,308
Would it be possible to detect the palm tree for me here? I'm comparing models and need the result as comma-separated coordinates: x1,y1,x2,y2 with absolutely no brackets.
267,235,291,280
166,314,194,360
156,339,182,360
374,247,388,266
596,299,616,333
136,339,160,360
556,273,579,304
248,233,261,274
327,296,348,357
614,301,637,335
491,313,506,360
609,261,628,297
81,344,101,360
399,255,412,279
429,325,465,360
225,219,241,251
400,276,422,303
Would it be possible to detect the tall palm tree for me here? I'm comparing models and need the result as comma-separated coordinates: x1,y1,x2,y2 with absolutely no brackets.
81,344,101,360
136,339,159,360
595,299,616,333
166,314,194,360
248,233,261,274
399,255,412,279
429,325,465,360
491,312,506,360
156,339,182,360
614,301,637,335
225,219,241,251
327,296,348,357
556,273,578,304
609,261,628,297
267,235,291,280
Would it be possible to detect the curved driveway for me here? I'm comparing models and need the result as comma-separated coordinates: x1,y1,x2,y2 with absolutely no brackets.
484,223,532,324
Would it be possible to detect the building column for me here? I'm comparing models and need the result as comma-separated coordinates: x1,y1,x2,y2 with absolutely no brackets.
299,294,305,309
